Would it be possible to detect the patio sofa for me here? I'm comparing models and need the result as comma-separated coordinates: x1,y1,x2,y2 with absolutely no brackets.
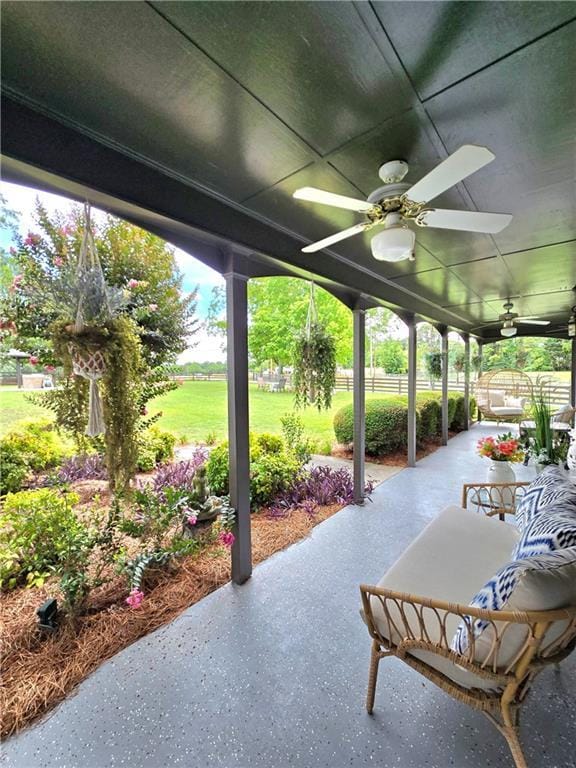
360,468,576,768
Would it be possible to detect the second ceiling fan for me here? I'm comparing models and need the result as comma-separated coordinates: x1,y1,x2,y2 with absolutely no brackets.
478,302,551,338
293,145,512,262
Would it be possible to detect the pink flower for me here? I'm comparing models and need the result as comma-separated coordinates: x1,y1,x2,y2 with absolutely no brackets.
44,364,55,373
11,274,23,292
54,256,64,267
59,226,72,237
148,303,158,312
187,514,198,526
219,531,235,548
127,279,140,290
125,588,145,609
24,233,41,247
140,406,148,416
28,355,39,366
9,246,17,256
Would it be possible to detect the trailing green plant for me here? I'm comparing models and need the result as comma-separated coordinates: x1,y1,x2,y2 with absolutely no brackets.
0,489,82,590
292,322,336,411
425,351,442,386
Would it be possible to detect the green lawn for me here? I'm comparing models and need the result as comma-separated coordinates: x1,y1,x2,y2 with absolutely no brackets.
0,381,375,447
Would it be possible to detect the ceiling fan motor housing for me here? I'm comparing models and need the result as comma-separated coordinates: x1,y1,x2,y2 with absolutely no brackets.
367,181,411,206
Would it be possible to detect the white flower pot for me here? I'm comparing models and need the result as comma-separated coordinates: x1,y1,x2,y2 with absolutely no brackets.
487,459,516,484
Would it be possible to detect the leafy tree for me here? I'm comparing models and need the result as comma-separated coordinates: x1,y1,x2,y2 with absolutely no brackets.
4,202,200,476
247,278,352,370
377,339,407,374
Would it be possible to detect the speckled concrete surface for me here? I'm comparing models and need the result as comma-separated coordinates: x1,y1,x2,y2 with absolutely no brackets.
3,424,575,768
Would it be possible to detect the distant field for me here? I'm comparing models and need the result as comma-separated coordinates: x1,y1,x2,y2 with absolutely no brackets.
1,371,570,442
0,381,381,446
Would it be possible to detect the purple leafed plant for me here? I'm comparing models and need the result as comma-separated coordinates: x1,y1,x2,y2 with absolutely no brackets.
267,465,373,518
58,454,108,482
152,449,208,495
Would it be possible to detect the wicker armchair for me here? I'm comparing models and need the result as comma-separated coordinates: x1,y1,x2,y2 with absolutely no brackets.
360,482,576,768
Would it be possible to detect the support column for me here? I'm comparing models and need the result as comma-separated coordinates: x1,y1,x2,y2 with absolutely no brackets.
353,308,366,504
463,335,471,430
225,273,251,584
440,329,449,446
407,317,417,468
571,337,576,409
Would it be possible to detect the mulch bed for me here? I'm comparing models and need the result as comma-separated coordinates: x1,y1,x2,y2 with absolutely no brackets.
332,438,445,467
1,502,341,740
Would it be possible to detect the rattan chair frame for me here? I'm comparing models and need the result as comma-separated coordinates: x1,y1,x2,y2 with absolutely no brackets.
475,369,533,423
360,482,576,768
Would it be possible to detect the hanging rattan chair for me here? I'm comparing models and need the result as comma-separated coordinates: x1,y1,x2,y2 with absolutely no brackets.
475,369,533,423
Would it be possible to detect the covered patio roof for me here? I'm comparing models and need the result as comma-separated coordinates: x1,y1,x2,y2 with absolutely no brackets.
2,2,575,337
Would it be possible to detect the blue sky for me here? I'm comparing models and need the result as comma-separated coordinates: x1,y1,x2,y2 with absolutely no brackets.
1,181,226,361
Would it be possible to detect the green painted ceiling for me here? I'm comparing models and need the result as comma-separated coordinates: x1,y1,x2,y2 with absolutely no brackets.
1,1,575,337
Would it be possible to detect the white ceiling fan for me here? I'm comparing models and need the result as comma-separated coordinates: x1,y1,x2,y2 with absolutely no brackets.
293,145,512,262
480,301,551,338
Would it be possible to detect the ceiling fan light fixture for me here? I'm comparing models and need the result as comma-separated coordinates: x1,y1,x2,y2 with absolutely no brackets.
500,321,517,338
371,214,416,262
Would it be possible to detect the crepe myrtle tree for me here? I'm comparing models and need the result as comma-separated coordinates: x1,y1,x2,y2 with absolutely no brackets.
3,202,200,480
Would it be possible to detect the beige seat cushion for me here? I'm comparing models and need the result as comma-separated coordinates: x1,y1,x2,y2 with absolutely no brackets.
368,506,520,690
491,405,524,417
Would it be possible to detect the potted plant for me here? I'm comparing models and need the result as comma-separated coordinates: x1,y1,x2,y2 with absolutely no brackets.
181,466,229,539
525,387,568,473
476,432,524,483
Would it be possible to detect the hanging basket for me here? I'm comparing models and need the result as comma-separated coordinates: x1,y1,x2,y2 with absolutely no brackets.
71,346,107,437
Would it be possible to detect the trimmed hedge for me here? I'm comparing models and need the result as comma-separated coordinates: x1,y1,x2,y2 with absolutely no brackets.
333,391,476,456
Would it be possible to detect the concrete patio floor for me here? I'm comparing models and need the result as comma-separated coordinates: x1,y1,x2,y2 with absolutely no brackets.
3,424,575,768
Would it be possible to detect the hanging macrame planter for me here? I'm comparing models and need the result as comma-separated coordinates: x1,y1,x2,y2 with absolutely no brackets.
68,203,111,437
292,283,336,411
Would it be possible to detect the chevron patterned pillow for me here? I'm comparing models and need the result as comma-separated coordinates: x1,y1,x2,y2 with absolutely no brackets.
451,547,576,656
515,466,576,530
512,505,576,560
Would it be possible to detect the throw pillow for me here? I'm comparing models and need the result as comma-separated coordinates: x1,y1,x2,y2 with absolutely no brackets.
512,504,576,560
451,547,576,657
515,465,576,530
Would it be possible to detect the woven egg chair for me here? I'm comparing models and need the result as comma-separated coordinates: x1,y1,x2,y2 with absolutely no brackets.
475,369,533,423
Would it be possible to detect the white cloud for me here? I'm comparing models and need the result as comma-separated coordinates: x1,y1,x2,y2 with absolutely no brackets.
178,329,226,363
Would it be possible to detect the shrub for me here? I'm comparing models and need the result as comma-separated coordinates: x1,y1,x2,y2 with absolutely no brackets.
136,426,176,472
206,432,301,508
0,420,73,494
0,489,83,589
333,391,475,456
280,413,312,465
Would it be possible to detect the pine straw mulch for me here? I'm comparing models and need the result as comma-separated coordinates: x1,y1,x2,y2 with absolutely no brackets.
332,437,445,467
1,501,341,740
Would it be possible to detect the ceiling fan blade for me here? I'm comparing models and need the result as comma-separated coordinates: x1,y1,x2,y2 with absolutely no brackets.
293,187,375,213
301,223,369,253
416,208,512,233
405,145,495,204
516,319,551,326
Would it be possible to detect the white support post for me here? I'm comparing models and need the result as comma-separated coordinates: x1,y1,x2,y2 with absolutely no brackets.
407,317,417,468
353,308,366,504
225,272,252,584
